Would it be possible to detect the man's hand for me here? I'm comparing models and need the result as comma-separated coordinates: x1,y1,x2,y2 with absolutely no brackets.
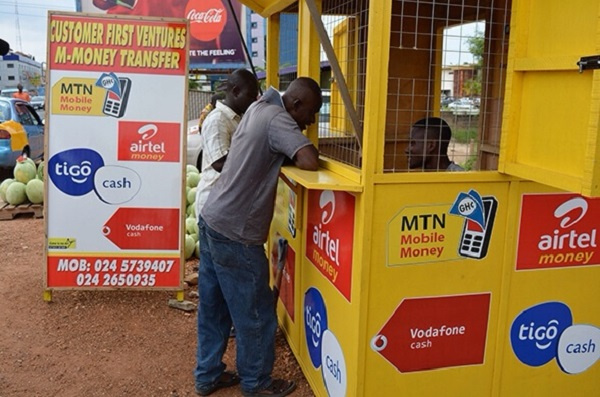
293,145,319,171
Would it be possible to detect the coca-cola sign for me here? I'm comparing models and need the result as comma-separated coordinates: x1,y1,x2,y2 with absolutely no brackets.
186,0,227,42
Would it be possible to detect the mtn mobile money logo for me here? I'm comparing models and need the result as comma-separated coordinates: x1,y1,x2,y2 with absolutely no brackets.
517,194,599,270
49,148,105,196
449,189,498,259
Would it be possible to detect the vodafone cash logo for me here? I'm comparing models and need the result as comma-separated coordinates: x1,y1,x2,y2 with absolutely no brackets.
49,149,105,196
186,0,227,42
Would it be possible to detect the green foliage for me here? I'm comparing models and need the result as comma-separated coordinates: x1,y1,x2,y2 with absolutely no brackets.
452,128,478,144
461,155,478,171
463,30,484,96
467,31,484,66
188,79,200,90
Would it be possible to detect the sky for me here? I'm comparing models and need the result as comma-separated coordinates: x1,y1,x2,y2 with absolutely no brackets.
0,0,77,64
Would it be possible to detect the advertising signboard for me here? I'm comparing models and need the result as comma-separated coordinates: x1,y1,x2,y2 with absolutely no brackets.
45,12,188,290
371,293,491,373
516,193,600,270
305,190,355,302
76,0,247,70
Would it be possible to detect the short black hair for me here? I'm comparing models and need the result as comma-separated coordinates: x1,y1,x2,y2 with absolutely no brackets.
412,117,452,153
227,68,258,92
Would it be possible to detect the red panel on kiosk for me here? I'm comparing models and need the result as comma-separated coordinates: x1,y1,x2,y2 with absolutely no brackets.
305,190,355,301
516,193,600,270
371,293,491,372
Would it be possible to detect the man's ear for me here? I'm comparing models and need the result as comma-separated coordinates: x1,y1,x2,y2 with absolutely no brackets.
293,98,302,110
426,140,438,154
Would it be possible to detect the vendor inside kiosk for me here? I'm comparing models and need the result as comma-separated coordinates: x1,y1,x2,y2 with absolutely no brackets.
238,0,600,395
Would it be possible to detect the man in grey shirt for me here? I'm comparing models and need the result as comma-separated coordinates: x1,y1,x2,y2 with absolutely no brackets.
405,116,465,171
195,77,321,397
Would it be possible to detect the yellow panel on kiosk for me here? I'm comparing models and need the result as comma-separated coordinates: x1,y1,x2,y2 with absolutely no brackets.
495,181,600,395
363,180,509,396
499,1,600,197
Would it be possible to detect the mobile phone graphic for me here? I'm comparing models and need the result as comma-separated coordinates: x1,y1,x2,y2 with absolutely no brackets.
459,196,498,259
103,78,132,118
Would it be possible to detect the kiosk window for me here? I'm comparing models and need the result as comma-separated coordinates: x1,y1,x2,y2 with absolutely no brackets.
385,0,511,172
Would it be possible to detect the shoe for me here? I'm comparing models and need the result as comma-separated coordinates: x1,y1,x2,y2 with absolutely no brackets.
242,379,296,397
195,370,240,396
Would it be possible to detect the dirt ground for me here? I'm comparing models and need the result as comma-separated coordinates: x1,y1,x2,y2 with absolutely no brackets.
0,216,314,397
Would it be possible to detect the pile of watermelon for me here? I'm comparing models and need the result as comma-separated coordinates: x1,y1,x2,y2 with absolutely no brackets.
184,164,201,260
0,157,44,206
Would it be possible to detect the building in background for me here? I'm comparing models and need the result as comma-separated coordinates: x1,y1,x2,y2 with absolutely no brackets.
246,8,265,70
0,51,43,93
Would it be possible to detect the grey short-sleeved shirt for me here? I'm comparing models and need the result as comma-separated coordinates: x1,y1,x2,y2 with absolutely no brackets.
201,88,313,245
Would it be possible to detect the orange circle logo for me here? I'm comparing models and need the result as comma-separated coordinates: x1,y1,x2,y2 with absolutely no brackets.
186,0,227,42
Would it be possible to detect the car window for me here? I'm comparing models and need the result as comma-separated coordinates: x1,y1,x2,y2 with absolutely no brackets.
0,102,9,122
15,103,40,126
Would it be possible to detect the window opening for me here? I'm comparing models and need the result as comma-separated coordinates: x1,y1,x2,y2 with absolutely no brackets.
386,0,511,172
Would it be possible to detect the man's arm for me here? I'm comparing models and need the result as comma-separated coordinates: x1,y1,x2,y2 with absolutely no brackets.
211,155,227,172
293,145,319,171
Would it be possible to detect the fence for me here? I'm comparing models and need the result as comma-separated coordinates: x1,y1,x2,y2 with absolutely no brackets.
188,90,214,121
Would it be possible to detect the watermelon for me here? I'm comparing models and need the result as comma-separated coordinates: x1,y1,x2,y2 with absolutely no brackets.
37,160,44,180
26,179,44,204
13,158,37,184
186,217,199,236
0,178,14,202
186,172,201,188
186,164,200,174
187,187,197,205
184,235,195,259
5,181,27,205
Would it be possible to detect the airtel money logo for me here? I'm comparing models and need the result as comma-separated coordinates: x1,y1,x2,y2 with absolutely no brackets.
319,190,335,224
516,194,599,270
186,0,227,42
118,121,180,162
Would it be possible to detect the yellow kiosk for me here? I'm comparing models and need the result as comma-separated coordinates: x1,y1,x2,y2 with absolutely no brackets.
240,1,600,395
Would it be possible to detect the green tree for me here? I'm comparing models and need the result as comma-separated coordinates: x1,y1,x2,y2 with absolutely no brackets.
463,30,484,97
188,78,200,90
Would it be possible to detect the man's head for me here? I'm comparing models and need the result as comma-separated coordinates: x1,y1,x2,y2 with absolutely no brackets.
17,84,23,92
282,77,322,131
210,92,225,108
223,69,259,115
405,117,452,170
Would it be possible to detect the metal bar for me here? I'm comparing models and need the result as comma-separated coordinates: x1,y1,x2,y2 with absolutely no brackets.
304,0,364,151
226,0,263,95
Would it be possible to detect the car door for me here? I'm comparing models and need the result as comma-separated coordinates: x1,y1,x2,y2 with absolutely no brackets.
14,102,44,161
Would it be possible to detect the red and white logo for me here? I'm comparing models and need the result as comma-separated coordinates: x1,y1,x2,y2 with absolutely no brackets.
186,0,227,42
306,190,355,302
371,293,491,372
516,194,600,270
118,121,180,162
